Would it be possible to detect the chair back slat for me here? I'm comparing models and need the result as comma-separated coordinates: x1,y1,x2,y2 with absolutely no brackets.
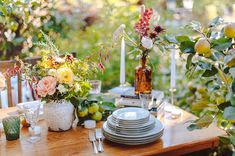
6,77,13,107
0,94,2,108
17,73,22,103
0,57,41,108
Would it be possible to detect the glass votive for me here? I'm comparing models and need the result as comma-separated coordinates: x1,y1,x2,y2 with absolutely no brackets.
89,80,102,94
139,93,152,110
2,116,20,141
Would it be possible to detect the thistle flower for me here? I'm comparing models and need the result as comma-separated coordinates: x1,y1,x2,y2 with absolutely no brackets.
154,25,165,34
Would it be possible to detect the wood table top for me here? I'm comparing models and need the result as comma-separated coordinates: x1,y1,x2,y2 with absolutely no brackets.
0,107,226,156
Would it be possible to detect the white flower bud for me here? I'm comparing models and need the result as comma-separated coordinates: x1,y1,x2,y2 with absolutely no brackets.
141,37,153,49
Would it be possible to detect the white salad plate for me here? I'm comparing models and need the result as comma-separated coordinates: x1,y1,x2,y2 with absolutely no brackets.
112,107,150,122
107,115,155,129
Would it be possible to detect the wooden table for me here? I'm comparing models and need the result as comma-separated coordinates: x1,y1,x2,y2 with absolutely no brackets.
0,107,226,156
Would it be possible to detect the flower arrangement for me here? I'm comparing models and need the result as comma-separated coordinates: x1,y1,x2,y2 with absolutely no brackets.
17,32,98,103
165,17,235,153
20,52,97,103
113,6,165,58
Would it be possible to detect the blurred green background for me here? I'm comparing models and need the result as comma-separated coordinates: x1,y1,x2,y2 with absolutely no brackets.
0,0,234,93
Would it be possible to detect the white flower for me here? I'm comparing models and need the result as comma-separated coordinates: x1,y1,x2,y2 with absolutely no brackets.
74,76,81,81
55,57,65,64
57,84,67,94
141,37,153,49
112,24,126,42
74,83,81,92
48,69,57,77
0,72,6,91
4,29,16,42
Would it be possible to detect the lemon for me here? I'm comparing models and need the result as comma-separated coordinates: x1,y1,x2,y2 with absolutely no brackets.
216,97,225,105
187,82,196,93
224,23,235,38
91,111,102,121
194,38,210,55
99,106,105,113
203,49,212,58
78,107,88,117
88,103,99,114
197,87,207,94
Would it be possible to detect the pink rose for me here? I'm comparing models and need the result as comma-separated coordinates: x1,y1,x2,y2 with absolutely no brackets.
36,76,57,97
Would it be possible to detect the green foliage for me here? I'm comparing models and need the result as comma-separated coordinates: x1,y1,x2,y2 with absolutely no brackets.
0,0,69,59
170,16,235,153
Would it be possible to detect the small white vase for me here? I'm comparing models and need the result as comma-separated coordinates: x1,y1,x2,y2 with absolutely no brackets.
43,100,74,131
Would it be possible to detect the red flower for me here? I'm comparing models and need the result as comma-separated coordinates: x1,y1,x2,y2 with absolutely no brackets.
98,61,105,72
134,8,153,37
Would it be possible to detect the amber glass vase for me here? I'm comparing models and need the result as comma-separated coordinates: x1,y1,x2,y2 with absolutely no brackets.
134,56,152,95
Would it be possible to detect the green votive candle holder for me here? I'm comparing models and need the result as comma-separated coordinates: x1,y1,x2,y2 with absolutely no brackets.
2,116,20,141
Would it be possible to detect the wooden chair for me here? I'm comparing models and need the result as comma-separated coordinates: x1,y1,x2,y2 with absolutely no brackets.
0,57,41,108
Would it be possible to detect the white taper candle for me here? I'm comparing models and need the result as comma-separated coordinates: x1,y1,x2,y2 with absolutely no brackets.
120,37,125,85
140,5,145,15
170,49,176,89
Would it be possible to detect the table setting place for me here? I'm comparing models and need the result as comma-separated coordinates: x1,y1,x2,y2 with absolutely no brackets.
0,89,175,155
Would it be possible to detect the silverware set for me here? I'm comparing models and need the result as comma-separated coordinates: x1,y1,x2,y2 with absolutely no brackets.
88,129,104,154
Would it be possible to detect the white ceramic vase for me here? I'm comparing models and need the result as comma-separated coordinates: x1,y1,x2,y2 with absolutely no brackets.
43,100,74,131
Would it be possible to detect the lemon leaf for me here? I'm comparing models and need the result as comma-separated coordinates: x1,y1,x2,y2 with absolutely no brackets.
176,36,191,42
223,106,235,120
179,41,195,54
202,66,218,77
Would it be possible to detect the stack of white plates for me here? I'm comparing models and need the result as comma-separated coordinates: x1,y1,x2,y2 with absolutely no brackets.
102,107,164,145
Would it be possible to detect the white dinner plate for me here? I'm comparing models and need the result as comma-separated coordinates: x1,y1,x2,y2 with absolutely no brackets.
103,119,164,139
103,131,163,145
103,130,163,141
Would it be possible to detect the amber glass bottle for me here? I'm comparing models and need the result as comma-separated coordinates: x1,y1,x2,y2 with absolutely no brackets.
134,56,152,95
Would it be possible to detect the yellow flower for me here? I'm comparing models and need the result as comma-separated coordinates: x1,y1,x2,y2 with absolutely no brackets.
56,67,74,85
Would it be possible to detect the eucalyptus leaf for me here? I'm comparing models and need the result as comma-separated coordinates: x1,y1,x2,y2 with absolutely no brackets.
208,17,224,27
223,106,235,120
232,79,235,94
193,114,214,128
164,35,177,43
229,68,235,78
219,136,231,144
202,66,218,77
99,101,116,111
186,54,194,70
187,124,199,131
230,135,235,145
12,37,25,46
197,61,212,70
212,37,232,51
179,41,195,54
176,36,191,42
185,21,202,32
218,102,231,111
